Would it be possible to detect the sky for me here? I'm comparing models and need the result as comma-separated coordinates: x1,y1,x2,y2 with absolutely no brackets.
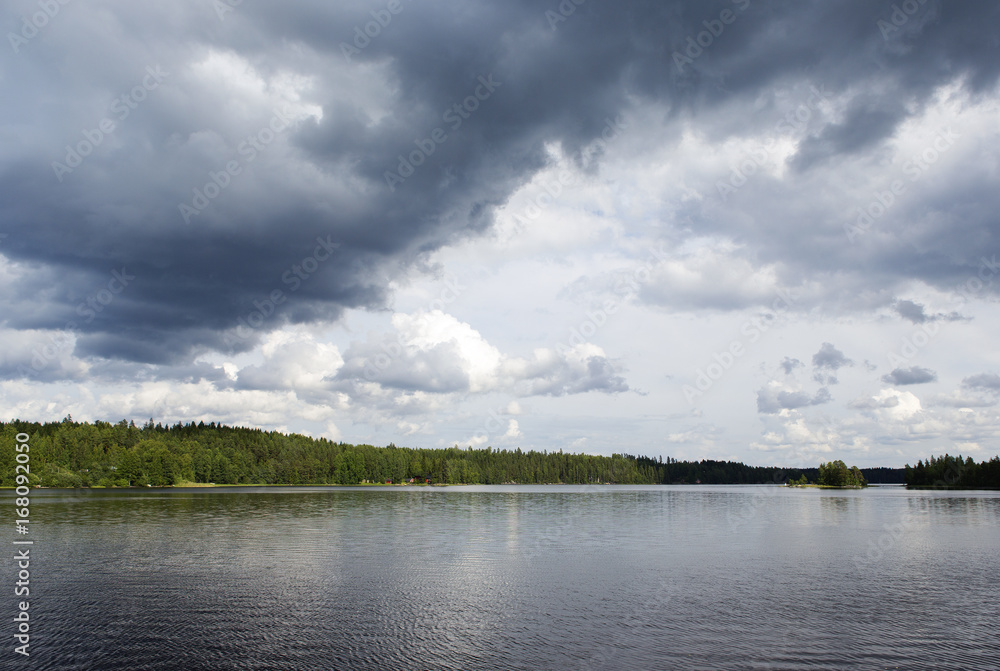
1,0,999,468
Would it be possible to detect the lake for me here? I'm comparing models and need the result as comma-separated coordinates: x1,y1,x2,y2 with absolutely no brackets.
9,485,999,670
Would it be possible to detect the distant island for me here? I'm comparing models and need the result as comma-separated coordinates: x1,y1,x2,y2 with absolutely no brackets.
4,418,995,488
787,455,1000,489
787,460,868,488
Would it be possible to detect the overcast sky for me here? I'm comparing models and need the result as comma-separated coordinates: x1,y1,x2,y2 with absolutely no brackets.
2,0,999,467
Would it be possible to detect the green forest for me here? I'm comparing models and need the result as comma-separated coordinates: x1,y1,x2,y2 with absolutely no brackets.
0,417,863,488
5,418,967,488
904,454,1000,488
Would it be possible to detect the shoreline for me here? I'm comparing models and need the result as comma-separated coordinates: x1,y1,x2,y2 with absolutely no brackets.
10,483,996,490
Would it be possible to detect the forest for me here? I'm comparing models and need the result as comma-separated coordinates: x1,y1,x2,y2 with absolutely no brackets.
1,418,905,487
904,454,1000,488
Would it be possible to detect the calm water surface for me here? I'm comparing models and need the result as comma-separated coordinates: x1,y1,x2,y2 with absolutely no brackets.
8,485,999,670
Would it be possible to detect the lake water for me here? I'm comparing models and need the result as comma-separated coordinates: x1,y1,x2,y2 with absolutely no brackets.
9,485,999,670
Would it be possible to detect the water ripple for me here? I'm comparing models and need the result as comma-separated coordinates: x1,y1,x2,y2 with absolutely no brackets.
13,486,999,670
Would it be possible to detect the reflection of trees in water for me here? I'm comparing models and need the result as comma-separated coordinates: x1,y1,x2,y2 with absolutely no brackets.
818,493,864,525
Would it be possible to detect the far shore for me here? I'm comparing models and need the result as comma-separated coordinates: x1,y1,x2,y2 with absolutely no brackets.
2,481,454,489
7,481,873,490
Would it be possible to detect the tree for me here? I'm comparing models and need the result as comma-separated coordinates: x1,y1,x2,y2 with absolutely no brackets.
818,460,867,487
334,450,365,484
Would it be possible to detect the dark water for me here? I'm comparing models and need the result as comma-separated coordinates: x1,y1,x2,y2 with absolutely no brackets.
6,485,999,670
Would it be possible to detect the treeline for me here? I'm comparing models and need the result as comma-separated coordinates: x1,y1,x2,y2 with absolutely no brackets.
0,418,898,487
858,467,906,484
905,454,1000,488
636,455,807,485
0,418,658,487
634,458,903,485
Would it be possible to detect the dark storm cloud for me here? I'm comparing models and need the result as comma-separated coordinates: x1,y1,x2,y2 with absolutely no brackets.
2,0,999,375
882,366,937,385
790,100,904,171
670,0,1000,314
